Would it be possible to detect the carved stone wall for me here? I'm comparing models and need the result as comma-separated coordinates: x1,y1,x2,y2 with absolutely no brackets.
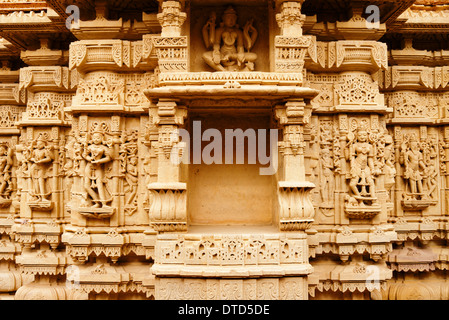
0,0,447,300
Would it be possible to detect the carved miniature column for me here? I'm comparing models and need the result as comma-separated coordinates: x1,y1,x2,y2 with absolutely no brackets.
144,0,317,300
273,1,315,232
275,1,311,75
153,0,188,73
148,100,187,232
275,100,315,231
145,0,188,233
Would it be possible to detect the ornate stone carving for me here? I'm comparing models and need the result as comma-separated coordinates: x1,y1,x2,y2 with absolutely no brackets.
0,143,13,207
399,132,438,209
278,181,315,231
148,183,186,232
154,233,308,266
388,91,439,121
76,72,124,105
19,67,71,91
275,99,316,230
157,71,303,86
26,98,63,120
151,1,189,73
0,105,22,129
275,1,305,37
344,121,382,219
202,6,258,72
0,0,449,302
318,139,335,207
272,1,312,75
119,130,138,215
335,73,381,106
27,133,54,210
77,122,115,218
157,0,186,37
155,277,307,300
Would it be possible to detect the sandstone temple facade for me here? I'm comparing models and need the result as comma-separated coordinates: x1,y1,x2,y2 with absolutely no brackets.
0,0,447,300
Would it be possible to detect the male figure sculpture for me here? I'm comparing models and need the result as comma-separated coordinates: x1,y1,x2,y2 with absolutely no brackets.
403,139,427,199
30,136,53,202
202,6,258,71
348,129,377,203
82,131,113,208
0,144,12,199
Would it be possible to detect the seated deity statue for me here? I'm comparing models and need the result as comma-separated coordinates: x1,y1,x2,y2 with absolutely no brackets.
202,6,258,72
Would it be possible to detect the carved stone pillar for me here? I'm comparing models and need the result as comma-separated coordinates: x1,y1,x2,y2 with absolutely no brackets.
303,6,396,297
379,46,447,247
274,1,313,76
273,1,316,233
275,100,315,231
12,40,76,300
148,99,187,232
306,40,390,224
0,66,29,298
442,127,449,216
158,0,187,38
152,0,188,73
60,1,157,299
145,0,188,234
276,1,305,37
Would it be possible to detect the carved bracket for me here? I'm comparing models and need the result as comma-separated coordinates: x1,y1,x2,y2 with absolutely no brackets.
148,182,187,232
277,181,315,231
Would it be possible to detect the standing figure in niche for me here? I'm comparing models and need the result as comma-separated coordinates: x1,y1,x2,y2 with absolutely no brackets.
402,138,426,199
348,128,378,203
423,159,437,199
82,131,113,208
0,144,12,199
319,145,334,205
30,136,53,202
202,6,258,71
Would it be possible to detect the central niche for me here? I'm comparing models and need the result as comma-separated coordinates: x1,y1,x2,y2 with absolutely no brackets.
189,1,270,72
187,111,276,226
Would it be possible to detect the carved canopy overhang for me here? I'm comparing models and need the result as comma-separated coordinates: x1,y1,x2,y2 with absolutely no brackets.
144,84,319,108
0,0,49,13
381,1,449,51
46,0,96,21
398,11,449,33
191,0,269,6
0,37,20,59
0,0,155,51
301,0,415,26
0,2,76,51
